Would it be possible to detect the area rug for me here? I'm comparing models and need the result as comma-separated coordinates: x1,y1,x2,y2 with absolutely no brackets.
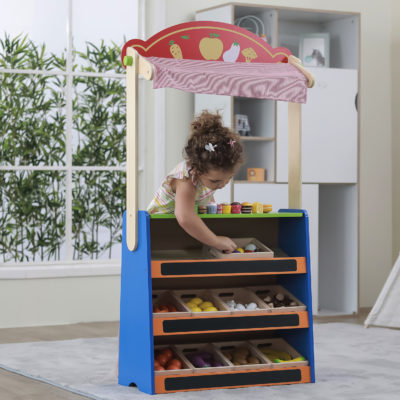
0,323,399,400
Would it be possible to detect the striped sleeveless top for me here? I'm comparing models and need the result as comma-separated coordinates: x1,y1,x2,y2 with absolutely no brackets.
147,161,216,214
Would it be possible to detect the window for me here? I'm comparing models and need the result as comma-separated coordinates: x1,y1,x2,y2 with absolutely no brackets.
0,0,140,264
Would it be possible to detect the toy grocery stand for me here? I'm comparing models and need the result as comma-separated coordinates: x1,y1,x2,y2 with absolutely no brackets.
119,21,315,394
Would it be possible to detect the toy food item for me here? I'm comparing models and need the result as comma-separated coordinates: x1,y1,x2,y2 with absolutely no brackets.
241,202,252,213
252,202,263,213
199,33,223,60
242,47,257,63
186,296,219,312
222,346,261,365
161,348,173,360
198,205,207,214
190,297,203,305
186,351,222,368
236,247,244,253
217,203,223,214
222,203,231,214
169,40,183,59
155,348,184,371
155,365,165,371
231,202,242,214
206,203,217,214
167,304,177,312
156,354,169,367
223,40,240,62
259,347,291,362
263,204,272,213
245,243,257,252
262,291,298,308
225,299,259,311
154,305,169,313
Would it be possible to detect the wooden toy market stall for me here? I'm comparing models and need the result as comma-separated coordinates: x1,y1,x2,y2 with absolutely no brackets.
119,21,315,395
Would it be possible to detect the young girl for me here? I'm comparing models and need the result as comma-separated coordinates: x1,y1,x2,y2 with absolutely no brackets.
147,110,244,253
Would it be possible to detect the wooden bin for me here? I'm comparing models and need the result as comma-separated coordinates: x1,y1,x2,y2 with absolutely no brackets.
172,289,231,316
247,285,306,312
250,338,309,368
204,238,274,259
152,290,191,318
154,345,193,376
175,342,233,373
210,287,270,314
212,340,272,371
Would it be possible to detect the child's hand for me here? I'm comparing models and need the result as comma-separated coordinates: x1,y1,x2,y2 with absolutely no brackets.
214,236,237,253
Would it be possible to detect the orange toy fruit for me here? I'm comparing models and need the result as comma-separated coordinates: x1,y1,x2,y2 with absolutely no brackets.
167,358,182,369
156,354,169,367
154,365,165,371
161,348,173,360
167,304,177,312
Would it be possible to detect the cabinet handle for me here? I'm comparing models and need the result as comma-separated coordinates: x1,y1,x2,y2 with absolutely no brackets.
355,93,358,112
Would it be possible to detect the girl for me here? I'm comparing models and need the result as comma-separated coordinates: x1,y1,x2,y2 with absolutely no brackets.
147,110,244,253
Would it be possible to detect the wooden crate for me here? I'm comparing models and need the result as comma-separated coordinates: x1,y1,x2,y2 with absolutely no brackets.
247,285,306,312
250,338,309,368
152,290,191,318
204,237,274,259
172,289,231,316
154,345,193,376
175,342,233,373
210,287,270,314
212,340,272,370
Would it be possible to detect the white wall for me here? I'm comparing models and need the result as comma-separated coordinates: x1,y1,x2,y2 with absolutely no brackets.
392,0,400,262
145,0,393,309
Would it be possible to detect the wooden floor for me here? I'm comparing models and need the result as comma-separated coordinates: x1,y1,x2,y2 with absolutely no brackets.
0,310,370,400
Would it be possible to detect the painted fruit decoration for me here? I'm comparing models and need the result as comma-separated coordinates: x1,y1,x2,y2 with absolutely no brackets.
223,40,240,62
199,33,223,60
169,40,183,59
242,47,258,63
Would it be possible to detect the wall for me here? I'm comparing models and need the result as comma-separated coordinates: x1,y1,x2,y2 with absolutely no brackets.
392,0,400,261
146,0,393,308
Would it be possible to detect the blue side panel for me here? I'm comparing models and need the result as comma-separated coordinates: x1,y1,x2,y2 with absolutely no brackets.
118,211,154,394
277,209,315,383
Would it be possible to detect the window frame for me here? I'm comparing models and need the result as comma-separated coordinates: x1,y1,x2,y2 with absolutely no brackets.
0,0,144,272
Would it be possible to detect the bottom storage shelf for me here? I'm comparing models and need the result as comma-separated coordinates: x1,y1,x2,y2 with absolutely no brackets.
155,366,311,393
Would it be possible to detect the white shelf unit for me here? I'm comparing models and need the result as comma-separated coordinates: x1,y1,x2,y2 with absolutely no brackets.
195,3,359,316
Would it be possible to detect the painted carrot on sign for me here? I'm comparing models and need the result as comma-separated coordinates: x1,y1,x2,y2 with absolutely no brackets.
169,40,183,59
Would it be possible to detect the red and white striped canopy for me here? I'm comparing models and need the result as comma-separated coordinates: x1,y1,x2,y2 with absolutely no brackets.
146,56,308,104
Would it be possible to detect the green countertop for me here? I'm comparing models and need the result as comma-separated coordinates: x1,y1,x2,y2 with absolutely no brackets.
149,212,303,219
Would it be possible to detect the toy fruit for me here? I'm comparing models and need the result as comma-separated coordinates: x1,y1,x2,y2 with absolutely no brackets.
156,354,169,367
154,305,169,313
199,33,223,60
167,358,182,369
191,306,202,312
191,297,203,305
199,301,213,309
161,348,173,360
167,304,177,312
203,306,218,312
154,359,161,368
245,243,257,252
236,247,244,253
154,365,165,371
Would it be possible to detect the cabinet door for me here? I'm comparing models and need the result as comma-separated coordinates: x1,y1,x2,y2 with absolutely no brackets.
276,68,358,183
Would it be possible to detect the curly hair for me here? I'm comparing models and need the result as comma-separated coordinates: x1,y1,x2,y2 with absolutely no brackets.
184,110,244,175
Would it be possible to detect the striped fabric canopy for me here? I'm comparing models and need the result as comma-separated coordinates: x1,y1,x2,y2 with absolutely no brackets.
146,56,308,104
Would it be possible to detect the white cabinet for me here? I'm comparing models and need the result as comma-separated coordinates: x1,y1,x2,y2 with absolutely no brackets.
195,3,359,316
277,68,358,183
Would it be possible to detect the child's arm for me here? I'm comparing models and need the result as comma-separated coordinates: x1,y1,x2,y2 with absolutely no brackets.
174,179,237,253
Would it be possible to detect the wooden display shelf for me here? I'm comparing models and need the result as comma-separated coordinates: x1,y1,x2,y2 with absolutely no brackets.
154,365,311,393
150,212,303,219
153,310,309,336
151,257,307,278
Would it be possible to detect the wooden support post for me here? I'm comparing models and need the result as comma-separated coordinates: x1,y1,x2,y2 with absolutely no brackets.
288,102,302,209
126,47,139,251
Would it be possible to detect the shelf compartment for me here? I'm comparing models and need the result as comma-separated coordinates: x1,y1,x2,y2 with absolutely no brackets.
154,345,193,376
173,289,230,316
152,290,191,318
250,338,309,369
212,340,271,370
154,365,311,393
247,285,307,313
210,287,270,313
152,257,307,278
153,310,309,335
